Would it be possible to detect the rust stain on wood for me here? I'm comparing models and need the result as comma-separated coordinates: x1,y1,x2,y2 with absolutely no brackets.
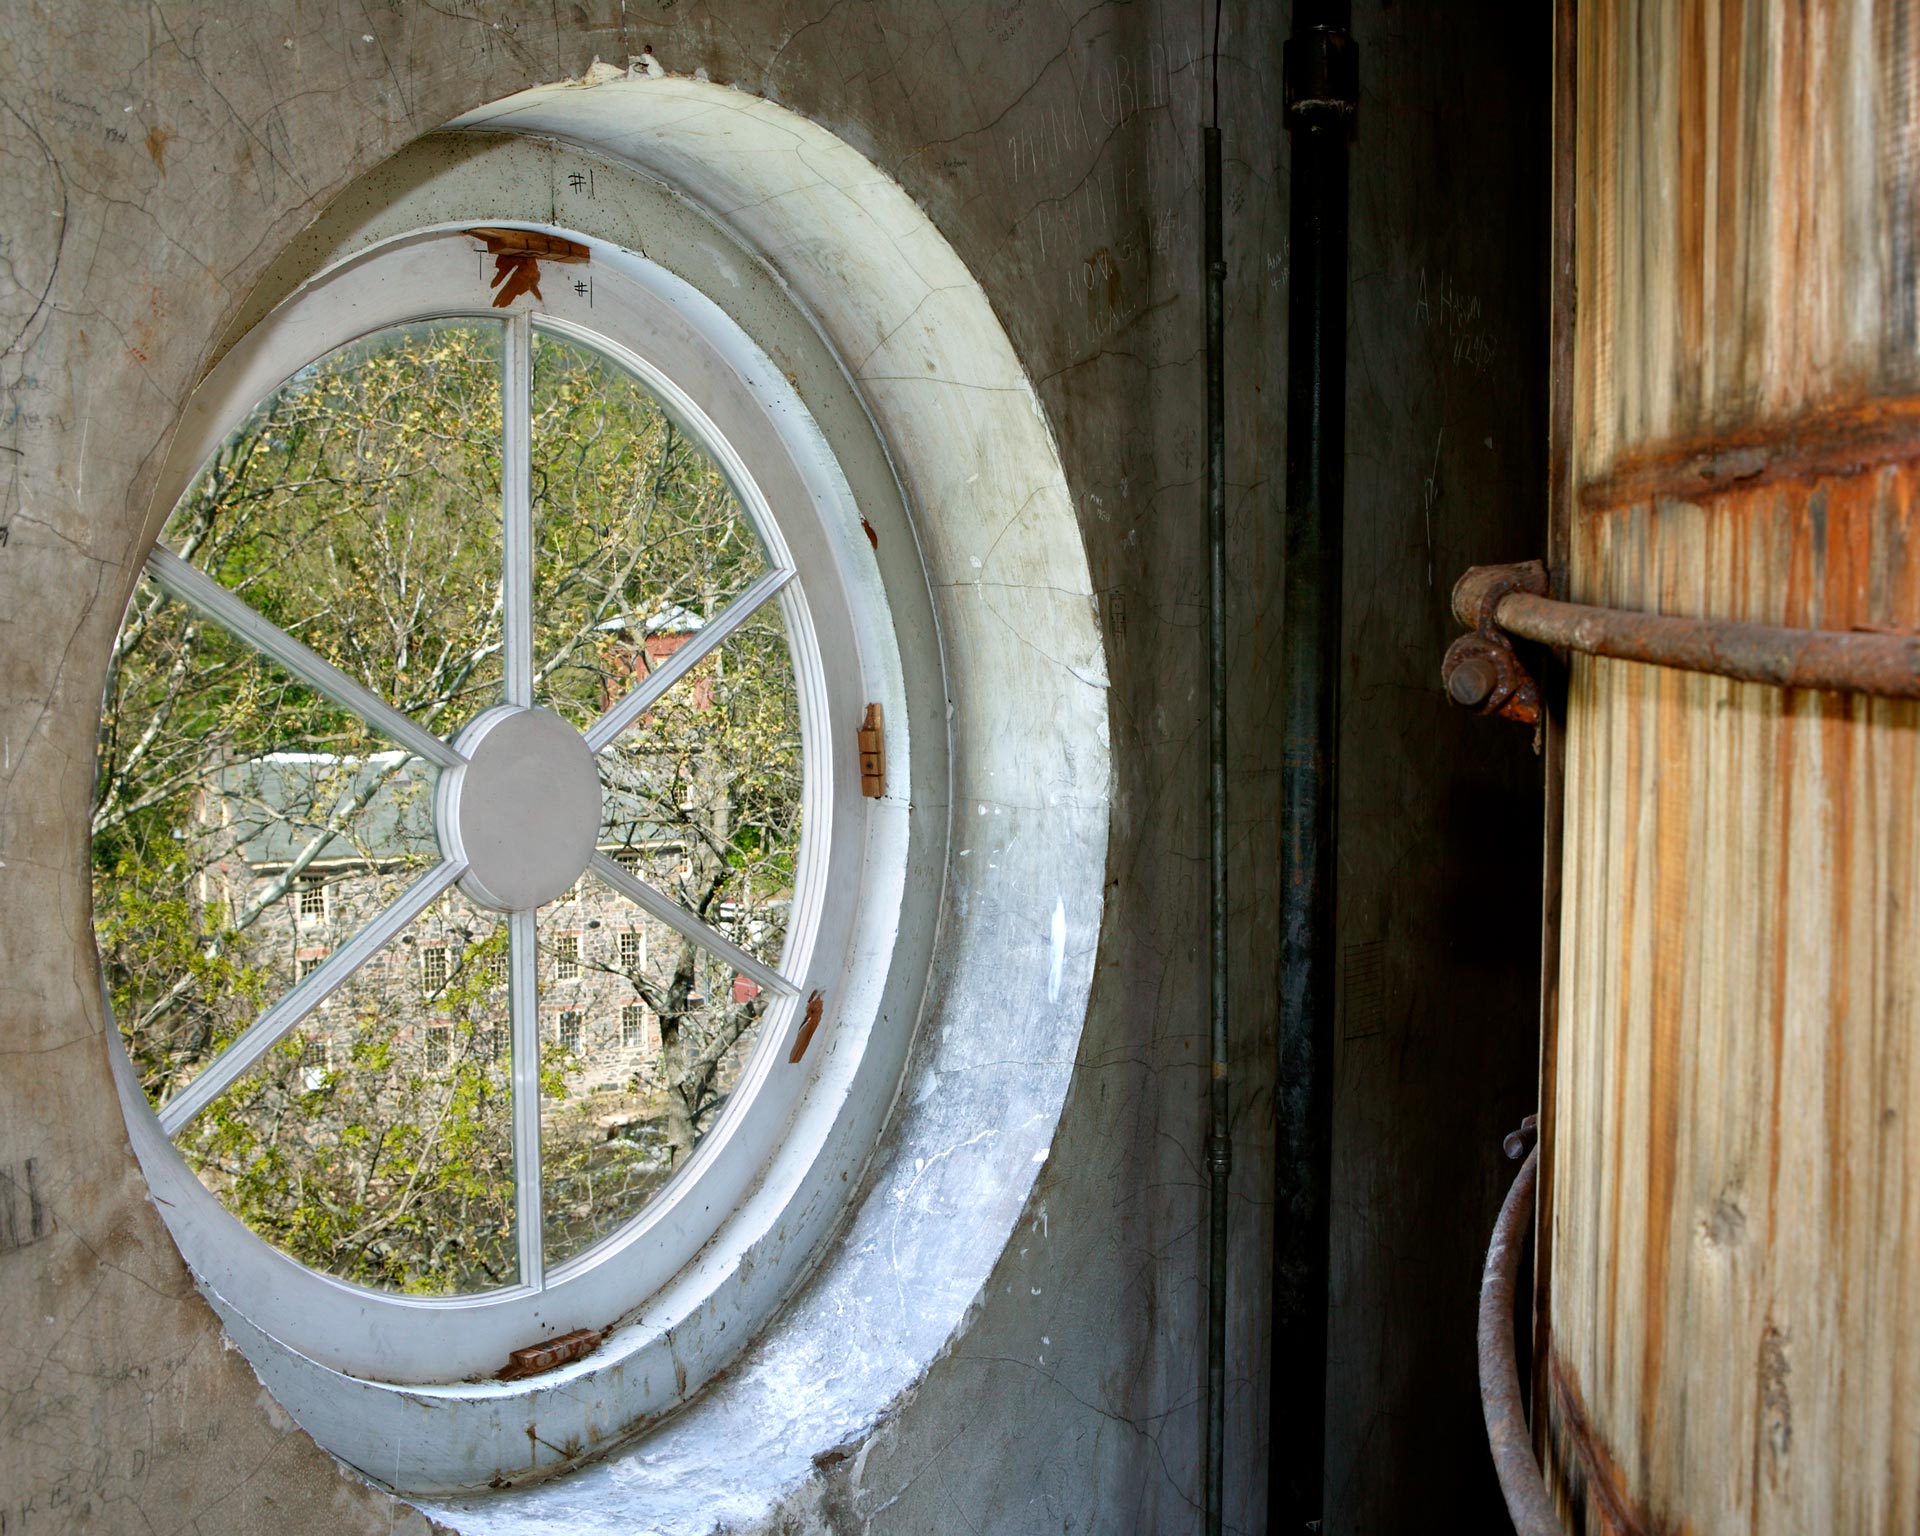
1639,664,1689,1427
1677,0,1707,425
1574,0,1920,488
1548,1353,1660,1536
1535,0,1580,1439
1552,5,1920,1532
1579,397,1920,515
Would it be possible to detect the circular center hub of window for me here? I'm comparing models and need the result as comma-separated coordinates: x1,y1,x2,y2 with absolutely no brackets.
441,706,602,911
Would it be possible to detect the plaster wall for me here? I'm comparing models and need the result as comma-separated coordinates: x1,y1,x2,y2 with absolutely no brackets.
0,4,1545,1533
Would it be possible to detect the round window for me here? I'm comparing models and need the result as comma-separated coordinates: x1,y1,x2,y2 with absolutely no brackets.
96,227,895,1385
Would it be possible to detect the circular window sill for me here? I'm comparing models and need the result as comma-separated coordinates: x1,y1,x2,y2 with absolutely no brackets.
121,79,1108,1526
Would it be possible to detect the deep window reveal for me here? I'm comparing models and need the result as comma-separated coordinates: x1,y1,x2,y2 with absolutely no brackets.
99,97,1103,1514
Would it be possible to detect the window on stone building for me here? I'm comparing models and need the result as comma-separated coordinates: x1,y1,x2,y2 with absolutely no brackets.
618,928,643,974
620,1002,647,1048
421,945,450,992
296,875,328,921
425,1025,452,1071
557,1010,583,1056
553,932,581,982
299,1036,331,1092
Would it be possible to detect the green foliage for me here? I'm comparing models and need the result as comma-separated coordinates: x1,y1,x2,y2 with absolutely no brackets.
94,317,803,1297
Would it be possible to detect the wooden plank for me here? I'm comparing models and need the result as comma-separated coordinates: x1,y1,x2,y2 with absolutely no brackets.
1533,0,1581,1466
1549,3,1920,1530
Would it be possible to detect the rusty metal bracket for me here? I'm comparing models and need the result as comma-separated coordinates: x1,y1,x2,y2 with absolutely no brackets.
857,703,885,798
498,1326,600,1381
788,989,824,1064
1446,556,1920,709
468,227,590,309
1478,1114,1559,1536
1442,560,1549,725
1283,26,1359,137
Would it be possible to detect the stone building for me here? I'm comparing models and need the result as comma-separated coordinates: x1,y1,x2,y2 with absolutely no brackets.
204,747,684,1087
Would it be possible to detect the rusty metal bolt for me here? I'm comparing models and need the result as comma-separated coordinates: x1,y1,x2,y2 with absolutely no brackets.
1501,1113,1540,1162
1442,632,1542,727
1442,561,1549,727
1447,655,1499,708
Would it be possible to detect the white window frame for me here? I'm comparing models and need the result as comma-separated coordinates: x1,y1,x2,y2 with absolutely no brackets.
299,1036,332,1092
109,225,907,1393
551,931,581,983
619,1001,647,1050
295,874,329,923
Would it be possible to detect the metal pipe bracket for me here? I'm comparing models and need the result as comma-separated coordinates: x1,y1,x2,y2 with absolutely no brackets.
1442,560,1548,725
1283,27,1359,136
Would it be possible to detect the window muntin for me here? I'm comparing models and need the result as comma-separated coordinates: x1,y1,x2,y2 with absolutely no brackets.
552,931,581,982
297,876,328,921
95,237,832,1321
298,1035,331,1092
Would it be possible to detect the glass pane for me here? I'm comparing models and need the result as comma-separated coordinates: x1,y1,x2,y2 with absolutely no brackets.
169,904,518,1295
535,888,774,1268
162,318,507,739
94,575,441,1114
596,603,804,972
529,325,771,732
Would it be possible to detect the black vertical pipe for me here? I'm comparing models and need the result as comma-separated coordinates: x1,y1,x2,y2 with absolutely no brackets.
1202,117,1231,1536
1272,4,1355,1532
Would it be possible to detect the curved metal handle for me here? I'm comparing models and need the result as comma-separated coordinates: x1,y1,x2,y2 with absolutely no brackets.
1478,1116,1561,1536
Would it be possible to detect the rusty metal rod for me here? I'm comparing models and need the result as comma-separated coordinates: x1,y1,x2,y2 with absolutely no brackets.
1454,562,1920,700
1478,1119,1559,1536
